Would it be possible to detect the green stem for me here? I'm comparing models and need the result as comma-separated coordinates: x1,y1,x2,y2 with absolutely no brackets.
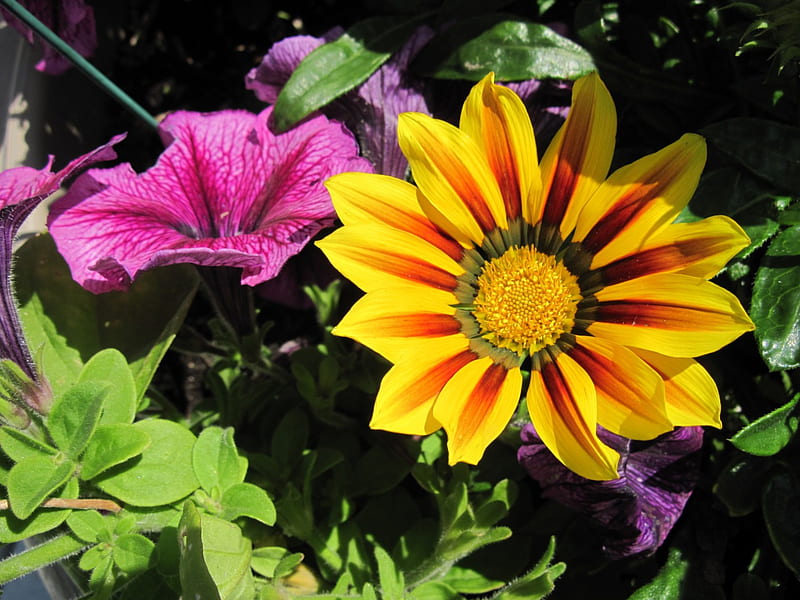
0,532,89,585
0,0,159,131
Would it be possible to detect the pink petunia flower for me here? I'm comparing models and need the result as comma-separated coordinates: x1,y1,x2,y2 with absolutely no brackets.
0,134,123,413
1,0,97,75
47,108,372,295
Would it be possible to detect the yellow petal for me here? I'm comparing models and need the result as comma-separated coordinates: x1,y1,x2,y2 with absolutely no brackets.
371,335,476,435
333,286,460,362
432,357,522,465
324,172,463,261
575,134,707,267
316,223,464,293
398,112,507,247
539,72,616,240
526,352,619,480
594,215,751,285
572,336,672,440
459,73,541,224
632,348,722,427
587,273,755,357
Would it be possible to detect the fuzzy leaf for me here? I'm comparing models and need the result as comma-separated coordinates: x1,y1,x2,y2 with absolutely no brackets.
66,510,107,543
113,533,155,574
751,226,800,370
78,349,137,425
47,381,106,459
7,454,74,519
93,419,199,507
193,426,246,494
413,17,594,80
272,16,422,131
220,483,277,526
80,423,151,481
0,426,57,463
0,478,78,543
627,546,689,600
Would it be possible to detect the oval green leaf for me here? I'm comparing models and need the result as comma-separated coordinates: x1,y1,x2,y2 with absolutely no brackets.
47,381,106,459
272,16,422,132
78,349,137,425
220,483,276,526
751,226,800,371
413,17,595,81
763,468,800,576
193,426,245,494
80,423,151,481
0,477,78,543
7,455,75,519
730,394,799,456
94,419,199,507
113,533,156,575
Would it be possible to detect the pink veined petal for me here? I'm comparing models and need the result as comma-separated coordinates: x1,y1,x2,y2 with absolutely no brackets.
48,108,371,292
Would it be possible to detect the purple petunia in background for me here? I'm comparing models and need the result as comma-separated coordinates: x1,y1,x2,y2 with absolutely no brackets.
1,0,97,75
0,133,123,415
518,423,705,558
47,107,372,295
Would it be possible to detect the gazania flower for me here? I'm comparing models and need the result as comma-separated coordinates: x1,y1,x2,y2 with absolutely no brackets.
317,72,754,480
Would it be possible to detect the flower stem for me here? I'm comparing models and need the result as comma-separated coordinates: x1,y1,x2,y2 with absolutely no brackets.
0,532,88,585
0,0,159,131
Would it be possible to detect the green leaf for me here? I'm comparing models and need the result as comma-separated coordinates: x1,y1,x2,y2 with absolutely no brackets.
272,16,423,131
627,546,689,600
375,545,404,600
751,226,800,370
410,581,463,600
251,547,297,579
0,426,57,463
78,349,137,425
702,118,800,193
220,482,277,526
7,454,74,519
14,233,199,402
113,533,155,574
0,477,78,543
413,17,594,80
270,408,308,467
80,423,151,480
762,467,800,576
94,419,199,507
47,381,106,458
179,502,255,600
66,510,107,543
193,426,246,494
490,537,565,600
729,394,799,456
713,455,770,516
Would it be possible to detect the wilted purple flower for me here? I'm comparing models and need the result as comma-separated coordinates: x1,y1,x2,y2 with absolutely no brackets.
518,424,704,558
47,107,372,295
246,27,433,179
0,134,123,414
1,0,97,75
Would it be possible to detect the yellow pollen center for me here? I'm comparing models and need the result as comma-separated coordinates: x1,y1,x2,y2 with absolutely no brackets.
472,246,581,355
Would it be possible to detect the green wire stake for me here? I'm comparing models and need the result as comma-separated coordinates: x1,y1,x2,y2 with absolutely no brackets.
0,0,159,131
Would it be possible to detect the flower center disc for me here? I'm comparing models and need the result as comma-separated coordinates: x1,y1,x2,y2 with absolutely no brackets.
472,246,581,356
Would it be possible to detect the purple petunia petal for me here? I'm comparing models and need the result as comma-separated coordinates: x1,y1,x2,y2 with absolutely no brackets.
0,134,124,387
518,424,704,558
1,0,97,75
48,108,371,293
245,35,328,104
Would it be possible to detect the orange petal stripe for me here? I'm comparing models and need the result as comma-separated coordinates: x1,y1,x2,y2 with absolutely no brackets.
325,173,463,262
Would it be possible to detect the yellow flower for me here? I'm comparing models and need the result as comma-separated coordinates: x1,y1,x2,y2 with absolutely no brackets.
317,72,754,480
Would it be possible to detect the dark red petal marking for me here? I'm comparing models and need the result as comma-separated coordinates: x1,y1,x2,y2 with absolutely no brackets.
377,251,459,291
457,363,509,441
591,301,735,330
597,237,726,286
365,313,462,338
404,350,476,410
383,205,464,262
540,359,594,440
570,344,647,412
